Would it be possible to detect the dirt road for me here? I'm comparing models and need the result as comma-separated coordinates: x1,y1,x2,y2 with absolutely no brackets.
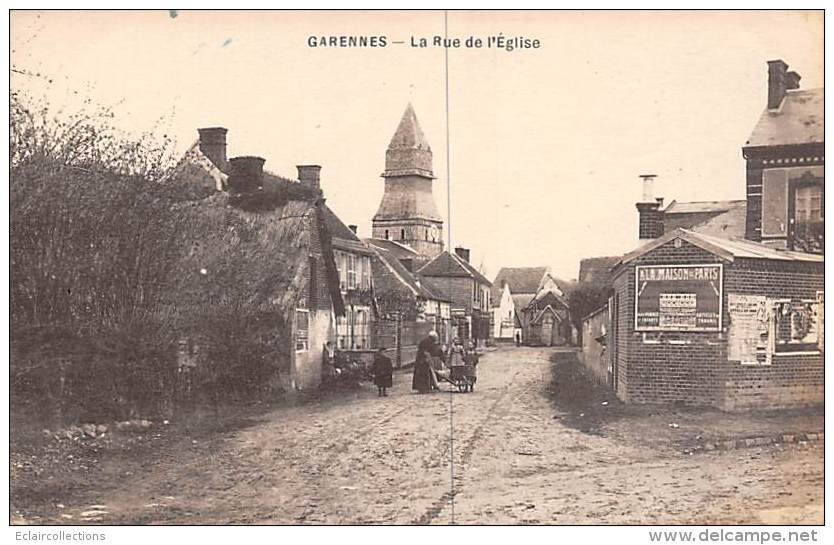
28,347,823,524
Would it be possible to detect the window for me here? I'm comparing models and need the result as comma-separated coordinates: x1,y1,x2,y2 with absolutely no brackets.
295,309,309,352
336,251,348,291
791,181,823,253
336,306,372,349
384,229,389,240
347,253,357,289
361,256,371,290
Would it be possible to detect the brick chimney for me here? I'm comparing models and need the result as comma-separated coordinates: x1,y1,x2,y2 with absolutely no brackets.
636,174,664,240
297,165,322,191
454,247,470,263
767,59,789,110
197,127,228,172
227,156,265,193
786,70,801,90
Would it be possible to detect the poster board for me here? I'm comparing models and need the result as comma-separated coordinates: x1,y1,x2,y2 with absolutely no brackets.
727,294,770,364
634,264,723,332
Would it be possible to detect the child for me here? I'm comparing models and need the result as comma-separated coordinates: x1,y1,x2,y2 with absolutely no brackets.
372,347,394,397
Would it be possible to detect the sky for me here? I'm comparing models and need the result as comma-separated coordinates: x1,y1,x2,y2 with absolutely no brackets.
10,10,824,280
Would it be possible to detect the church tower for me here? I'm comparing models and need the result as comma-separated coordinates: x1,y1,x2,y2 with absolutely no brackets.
372,103,444,259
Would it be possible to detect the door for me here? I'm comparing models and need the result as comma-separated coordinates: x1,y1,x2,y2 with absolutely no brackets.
541,315,554,347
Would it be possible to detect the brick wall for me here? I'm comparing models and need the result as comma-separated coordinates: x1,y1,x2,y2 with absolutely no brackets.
721,258,823,410
611,237,823,410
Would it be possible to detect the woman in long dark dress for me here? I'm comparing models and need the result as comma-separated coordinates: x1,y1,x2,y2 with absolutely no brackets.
412,331,438,393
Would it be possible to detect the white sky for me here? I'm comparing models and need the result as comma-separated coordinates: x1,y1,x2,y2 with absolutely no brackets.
10,10,823,280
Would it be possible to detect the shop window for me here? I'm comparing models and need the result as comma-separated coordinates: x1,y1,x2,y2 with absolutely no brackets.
295,309,309,352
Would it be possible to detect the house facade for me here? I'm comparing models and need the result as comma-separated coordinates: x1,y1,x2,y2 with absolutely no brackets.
418,247,492,344
608,229,823,410
521,274,573,346
172,127,354,391
367,238,452,364
742,60,823,253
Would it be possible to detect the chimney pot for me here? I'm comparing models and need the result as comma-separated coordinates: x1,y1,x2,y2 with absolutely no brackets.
297,165,322,191
348,224,358,234
639,174,657,202
227,156,265,193
197,127,228,172
454,247,470,263
767,59,789,110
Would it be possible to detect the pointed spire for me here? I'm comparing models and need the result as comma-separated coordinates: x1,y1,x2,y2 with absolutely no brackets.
383,103,434,178
388,103,431,151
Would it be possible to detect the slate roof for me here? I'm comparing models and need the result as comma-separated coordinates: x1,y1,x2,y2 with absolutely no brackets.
418,251,492,286
662,199,745,215
661,199,748,240
578,256,621,285
745,88,824,148
366,238,423,260
369,243,450,302
511,294,535,313
491,266,548,301
388,103,431,152
616,228,825,268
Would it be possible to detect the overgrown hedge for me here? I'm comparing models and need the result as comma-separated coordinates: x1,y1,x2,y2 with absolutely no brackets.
10,90,298,426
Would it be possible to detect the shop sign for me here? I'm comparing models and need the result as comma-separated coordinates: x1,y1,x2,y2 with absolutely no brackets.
634,264,723,332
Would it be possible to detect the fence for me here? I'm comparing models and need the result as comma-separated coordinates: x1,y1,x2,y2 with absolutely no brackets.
373,318,433,368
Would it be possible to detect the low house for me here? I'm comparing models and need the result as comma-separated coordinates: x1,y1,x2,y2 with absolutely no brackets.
418,247,492,345
520,273,573,346
491,266,548,342
171,128,349,391
605,228,822,410
367,238,452,364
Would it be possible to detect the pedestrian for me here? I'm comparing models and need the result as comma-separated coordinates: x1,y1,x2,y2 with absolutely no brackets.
372,347,393,397
515,331,522,347
413,331,439,394
464,340,479,392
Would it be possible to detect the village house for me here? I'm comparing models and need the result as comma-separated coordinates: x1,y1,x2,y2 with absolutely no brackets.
521,273,574,346
742,59,823,253
418,247,492,345
171,127,370,391
607,229,823,410
491,267,573,345
579,58,825,409
366,237,452,364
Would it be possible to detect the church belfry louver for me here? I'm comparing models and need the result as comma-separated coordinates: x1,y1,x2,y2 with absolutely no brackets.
372,103,444,259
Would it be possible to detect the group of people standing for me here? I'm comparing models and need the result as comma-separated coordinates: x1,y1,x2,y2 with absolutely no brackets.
411,331,478,394
353,331,481,398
